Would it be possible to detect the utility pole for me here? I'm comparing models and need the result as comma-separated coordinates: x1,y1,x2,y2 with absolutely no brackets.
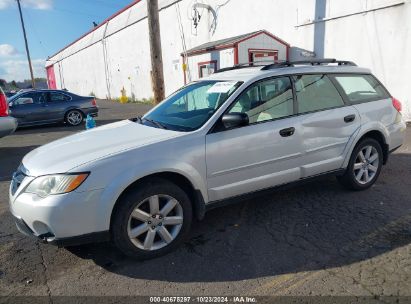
147,0,165,104
17,0,35,89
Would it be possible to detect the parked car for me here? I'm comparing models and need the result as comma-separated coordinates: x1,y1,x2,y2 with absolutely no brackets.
9,59,406,259
8,89,98,127
0,87,17,138
5,91,17,99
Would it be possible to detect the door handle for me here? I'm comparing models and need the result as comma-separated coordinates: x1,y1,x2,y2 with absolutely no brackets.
279,127,295,137
344,114,356,123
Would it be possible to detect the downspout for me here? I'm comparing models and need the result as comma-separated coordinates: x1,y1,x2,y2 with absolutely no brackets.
102,21,111,100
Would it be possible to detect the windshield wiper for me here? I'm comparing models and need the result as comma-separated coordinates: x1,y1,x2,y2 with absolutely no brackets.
143,118,168,129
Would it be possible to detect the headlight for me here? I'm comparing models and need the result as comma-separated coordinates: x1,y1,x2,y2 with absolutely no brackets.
24,173,89,198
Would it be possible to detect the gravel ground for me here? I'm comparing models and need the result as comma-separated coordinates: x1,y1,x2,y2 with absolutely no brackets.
0,100,410,299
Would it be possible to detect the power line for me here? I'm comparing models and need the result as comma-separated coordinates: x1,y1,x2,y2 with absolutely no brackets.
24,9,49,58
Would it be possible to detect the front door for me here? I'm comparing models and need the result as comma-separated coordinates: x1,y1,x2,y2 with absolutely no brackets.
9,92,48,125
206,76,302,202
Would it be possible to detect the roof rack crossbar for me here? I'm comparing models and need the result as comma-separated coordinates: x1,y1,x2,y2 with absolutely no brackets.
261,58,357,70
215,59,357,74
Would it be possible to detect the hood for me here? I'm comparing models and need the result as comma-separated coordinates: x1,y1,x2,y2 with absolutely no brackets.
23,120,182,176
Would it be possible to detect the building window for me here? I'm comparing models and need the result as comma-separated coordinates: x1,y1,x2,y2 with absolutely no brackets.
198,60,217,78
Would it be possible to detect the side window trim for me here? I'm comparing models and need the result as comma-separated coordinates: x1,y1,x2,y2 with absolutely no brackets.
209,75,297,134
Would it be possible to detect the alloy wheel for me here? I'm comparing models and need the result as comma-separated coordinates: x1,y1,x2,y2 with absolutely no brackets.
127,194,184,251
67,110,83,125
353,145,379,185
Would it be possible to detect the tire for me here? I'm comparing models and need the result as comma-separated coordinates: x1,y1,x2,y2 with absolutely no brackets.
65,109,84,126
111,178,193,259
337,138,383,191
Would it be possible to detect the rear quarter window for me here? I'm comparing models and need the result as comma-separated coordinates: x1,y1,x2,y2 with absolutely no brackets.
333,74,390,104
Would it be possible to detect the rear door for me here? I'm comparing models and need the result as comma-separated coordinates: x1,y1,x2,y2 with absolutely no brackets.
206,76,303,202
45,91,72,120
294,74,361,177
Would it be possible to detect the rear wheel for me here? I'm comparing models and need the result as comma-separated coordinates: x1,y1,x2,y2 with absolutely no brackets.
65,109,84,126
111,178,192,259
337,138,383,190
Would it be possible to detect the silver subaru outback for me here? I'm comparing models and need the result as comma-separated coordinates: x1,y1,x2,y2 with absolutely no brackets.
9,59,406,259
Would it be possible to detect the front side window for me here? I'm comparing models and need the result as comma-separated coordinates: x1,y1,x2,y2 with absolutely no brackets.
12,93,42,106
294,74,344,114
333,74,390,103
143,80,242,131
228,77,294,124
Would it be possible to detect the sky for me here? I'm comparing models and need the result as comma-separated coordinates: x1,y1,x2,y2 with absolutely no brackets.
0,0,133,82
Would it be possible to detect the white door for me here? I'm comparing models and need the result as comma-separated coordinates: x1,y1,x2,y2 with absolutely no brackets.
293,74,361,177
206,76,302,202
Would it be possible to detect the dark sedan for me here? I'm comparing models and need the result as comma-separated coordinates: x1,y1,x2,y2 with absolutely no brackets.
8,90,98,127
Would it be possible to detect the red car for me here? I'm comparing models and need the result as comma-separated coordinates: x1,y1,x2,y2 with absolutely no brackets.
0,86,18,138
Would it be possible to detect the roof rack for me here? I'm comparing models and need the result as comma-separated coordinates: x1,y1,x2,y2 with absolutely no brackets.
214,58,357,74
261,58,357,70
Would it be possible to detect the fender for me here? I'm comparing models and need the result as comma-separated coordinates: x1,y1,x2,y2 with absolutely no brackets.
341,121,389,168
91,158,207,232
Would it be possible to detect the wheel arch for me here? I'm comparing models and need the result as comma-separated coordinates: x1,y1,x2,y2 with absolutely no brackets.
64,107,85,118
110,171,206,231
348,129,389,166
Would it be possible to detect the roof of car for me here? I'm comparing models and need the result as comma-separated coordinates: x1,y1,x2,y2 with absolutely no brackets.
205,62,371,83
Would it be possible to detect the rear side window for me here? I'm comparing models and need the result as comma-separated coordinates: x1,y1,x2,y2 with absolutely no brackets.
294,74,344,114
333,74,390,103
49,92,71,102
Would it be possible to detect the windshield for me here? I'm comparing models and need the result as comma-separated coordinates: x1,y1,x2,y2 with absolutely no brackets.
142,80,242,131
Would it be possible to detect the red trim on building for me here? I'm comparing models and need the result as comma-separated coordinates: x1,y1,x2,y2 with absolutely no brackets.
48,0,141,59
234,44,239,65
183,30,290,58
185,45,234,57
46,65,57,89
235,30,290,48
247,48,278,63
197,60,218,78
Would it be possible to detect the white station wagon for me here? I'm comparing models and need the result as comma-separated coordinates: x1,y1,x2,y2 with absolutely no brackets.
9,59,406,259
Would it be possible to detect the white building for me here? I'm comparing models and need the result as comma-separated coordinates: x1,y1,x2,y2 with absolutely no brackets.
46,0,411,121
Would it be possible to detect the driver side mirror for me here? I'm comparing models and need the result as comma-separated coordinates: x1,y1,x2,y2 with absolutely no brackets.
8,102,13,108
221,113,249,129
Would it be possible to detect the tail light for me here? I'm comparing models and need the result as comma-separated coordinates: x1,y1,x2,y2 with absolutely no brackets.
0,93,8,117
91,98,97,106
392,97,402,113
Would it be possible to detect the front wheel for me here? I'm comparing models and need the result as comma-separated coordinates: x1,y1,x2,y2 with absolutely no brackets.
111,178,192,259
337,138,383,190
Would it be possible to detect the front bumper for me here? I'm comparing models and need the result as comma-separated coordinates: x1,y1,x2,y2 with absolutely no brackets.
84,107,99,117
13,214,109,246
9,179,110,246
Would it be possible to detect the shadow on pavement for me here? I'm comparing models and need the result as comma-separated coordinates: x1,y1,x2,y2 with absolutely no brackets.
65,152,411,283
